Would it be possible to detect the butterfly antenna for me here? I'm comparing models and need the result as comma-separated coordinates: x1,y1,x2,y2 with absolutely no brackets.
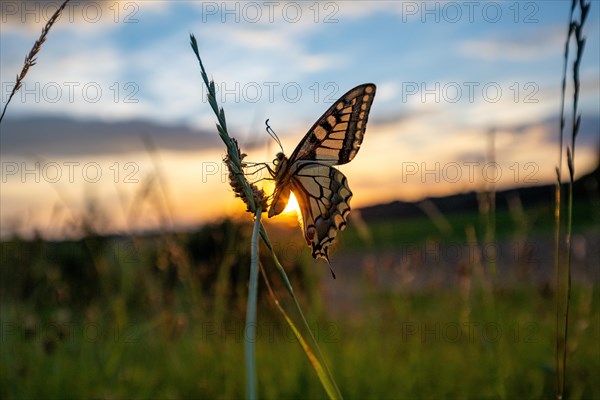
265,119,284,153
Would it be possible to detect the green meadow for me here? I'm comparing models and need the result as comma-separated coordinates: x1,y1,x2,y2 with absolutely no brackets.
1,198,598,399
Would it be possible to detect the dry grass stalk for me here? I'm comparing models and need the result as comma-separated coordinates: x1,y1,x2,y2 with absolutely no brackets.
555,1,590,398
0,0,71,123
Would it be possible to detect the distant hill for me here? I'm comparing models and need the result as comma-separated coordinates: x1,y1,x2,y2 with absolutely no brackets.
358,165,599,222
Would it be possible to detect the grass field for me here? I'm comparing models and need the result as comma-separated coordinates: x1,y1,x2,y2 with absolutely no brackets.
1,286,598,398
1,200,598,399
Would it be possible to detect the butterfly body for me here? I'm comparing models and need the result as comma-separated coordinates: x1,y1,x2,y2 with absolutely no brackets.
268,83,376,262
268,152,292,217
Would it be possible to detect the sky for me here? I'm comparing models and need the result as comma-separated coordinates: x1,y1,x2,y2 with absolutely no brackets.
1,0,599,238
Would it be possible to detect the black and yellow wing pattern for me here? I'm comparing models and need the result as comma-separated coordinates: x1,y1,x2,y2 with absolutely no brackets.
268,83,376,264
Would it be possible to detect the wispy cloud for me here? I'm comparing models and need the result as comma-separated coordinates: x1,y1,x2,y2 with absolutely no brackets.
458,25,565,61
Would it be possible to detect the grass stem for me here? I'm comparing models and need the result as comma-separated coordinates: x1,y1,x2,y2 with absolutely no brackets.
0,0,70,124
554,2,574,395
555,1,589,398
245,208,262,399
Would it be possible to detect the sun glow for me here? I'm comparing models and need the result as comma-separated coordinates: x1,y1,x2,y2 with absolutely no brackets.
283,191,301,215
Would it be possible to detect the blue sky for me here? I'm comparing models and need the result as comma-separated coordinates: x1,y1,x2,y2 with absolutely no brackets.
1,1,598,237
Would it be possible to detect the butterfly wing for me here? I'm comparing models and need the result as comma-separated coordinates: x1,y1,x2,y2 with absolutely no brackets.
289,162,352,261
287,83,376,166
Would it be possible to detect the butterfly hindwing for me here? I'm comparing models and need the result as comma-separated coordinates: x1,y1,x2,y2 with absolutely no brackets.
288,83,376,166
290,162,352,260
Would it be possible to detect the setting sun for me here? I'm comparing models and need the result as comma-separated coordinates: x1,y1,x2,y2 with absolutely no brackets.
283,192,301,215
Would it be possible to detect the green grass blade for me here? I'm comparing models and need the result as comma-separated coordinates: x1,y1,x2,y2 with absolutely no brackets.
259,262,341,400
259,224,342,399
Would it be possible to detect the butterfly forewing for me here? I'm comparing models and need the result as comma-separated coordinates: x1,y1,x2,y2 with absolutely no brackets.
268,83,376,263
288,84,376,166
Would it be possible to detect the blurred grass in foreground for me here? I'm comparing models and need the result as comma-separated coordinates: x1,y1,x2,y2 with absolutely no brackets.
1,198,598,398
1,287,598,398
